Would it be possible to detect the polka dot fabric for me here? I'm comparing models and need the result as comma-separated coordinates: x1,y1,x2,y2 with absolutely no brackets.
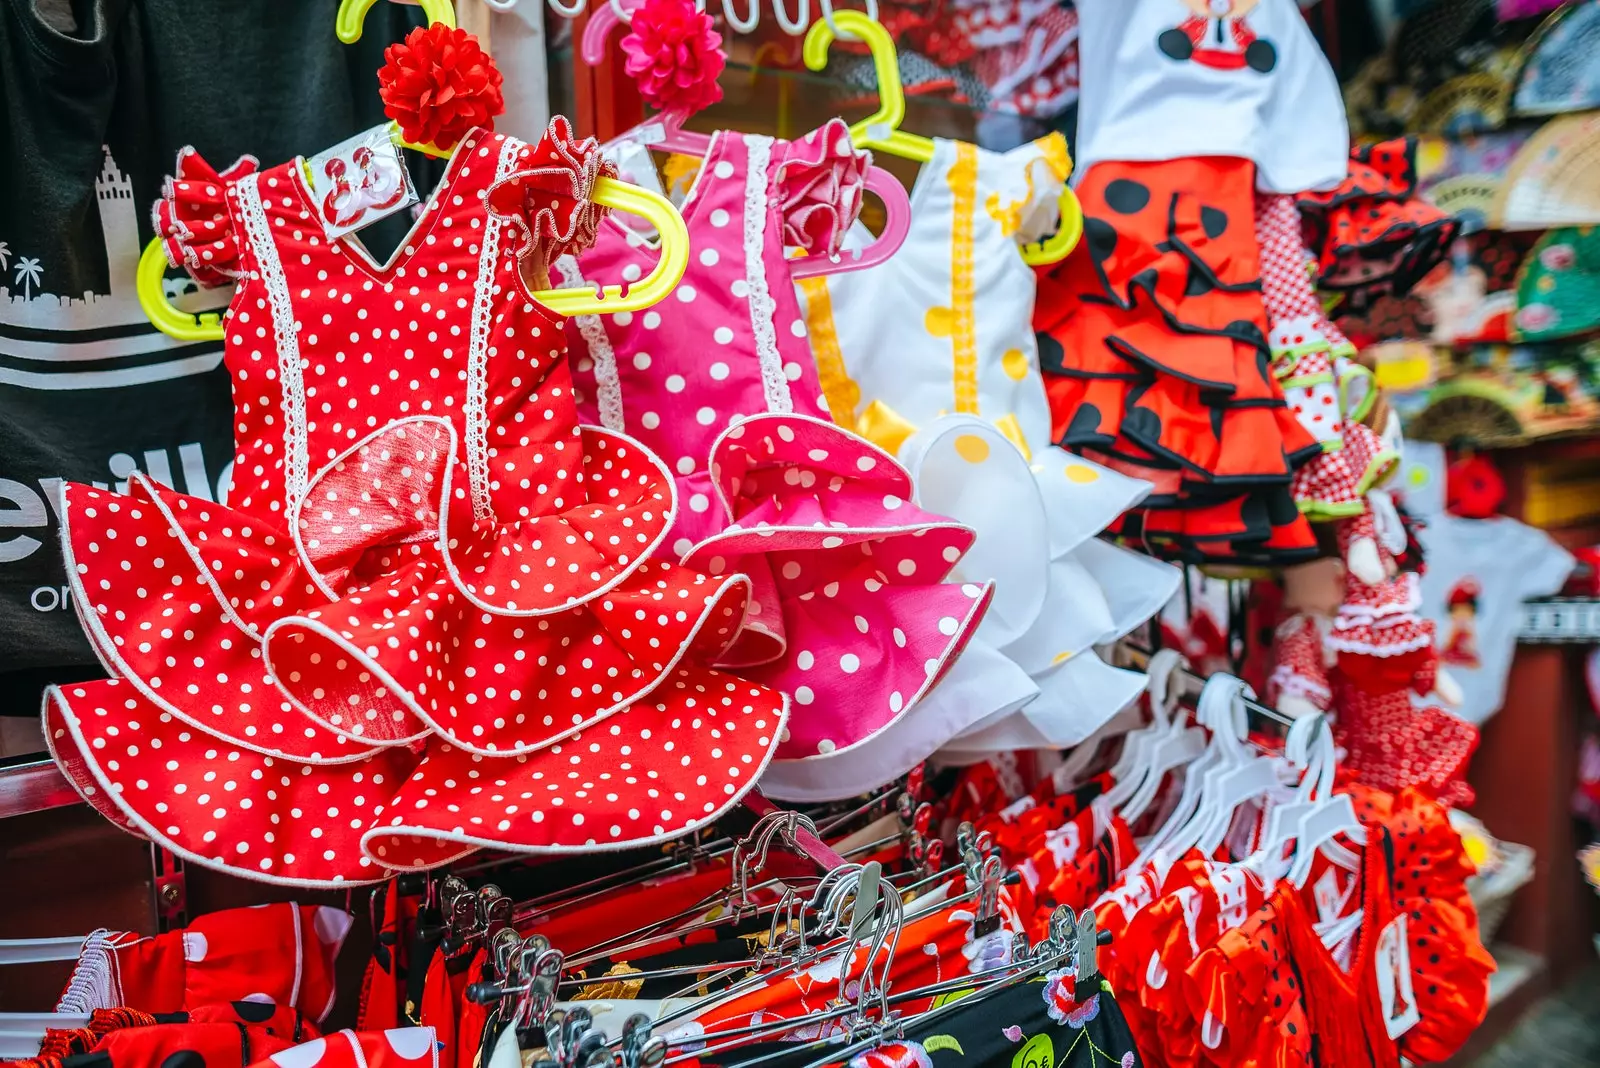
560,121,991,761
45,119,788,886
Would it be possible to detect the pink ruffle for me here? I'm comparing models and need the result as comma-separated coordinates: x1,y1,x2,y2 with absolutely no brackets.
773,118,868,259
151,147,259,288
681,414,992,760
485,116,617,271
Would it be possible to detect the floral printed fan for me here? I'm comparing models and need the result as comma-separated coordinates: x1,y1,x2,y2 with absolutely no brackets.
1493,111,1600,230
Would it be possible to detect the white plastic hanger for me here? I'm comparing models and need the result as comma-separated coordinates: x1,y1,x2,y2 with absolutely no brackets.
1101,650,1186,811
0,934,108,1057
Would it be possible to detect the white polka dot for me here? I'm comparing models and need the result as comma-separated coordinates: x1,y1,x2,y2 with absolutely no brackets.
897,559,917,576
621,263,643,282
789,320,807,338
677,456,696,475
384,1029,437,1060
713,326,734,344
643,311,661,329
713,160,735,179
938,616,959,636
633,352,652,370
817,739,836,754
700,248,721,267
889,691,904,713
943,546,962,562
961,583,982,598
731,280,750,298
883,495,904,510
696,407,717,425
689,493,710,513
673,537,694,556
641,412,661,429
676,285,698,303
665,375,686,393
853,615,869,633
794,686,814,705
839,653,860,673
784,363,803,381
893,628,907,647
797,650,815,669
709,361,730,380
857,456,877,472
710,209,731,227
781,561,803,580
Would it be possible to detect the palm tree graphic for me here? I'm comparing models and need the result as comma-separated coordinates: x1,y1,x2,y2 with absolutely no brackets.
0,242,11,272
14,257,41,300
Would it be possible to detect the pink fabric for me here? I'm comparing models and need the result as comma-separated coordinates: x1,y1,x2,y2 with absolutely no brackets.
563,120,991,760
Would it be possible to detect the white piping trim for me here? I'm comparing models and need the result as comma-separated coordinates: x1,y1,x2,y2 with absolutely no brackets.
55,483,374,766
556,255,626,434
360,694,791,860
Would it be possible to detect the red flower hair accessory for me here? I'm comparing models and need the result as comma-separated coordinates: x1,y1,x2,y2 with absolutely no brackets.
378,23,505,152
620,0,726,115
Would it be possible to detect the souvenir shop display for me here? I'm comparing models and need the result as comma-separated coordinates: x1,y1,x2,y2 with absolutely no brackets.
2,0,1536,1065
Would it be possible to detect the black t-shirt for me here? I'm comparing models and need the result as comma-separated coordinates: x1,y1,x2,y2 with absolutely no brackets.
0,0,441,713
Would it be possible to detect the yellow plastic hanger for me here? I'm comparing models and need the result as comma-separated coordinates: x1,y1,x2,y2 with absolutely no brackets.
137,0,691,341
802,10,1081,266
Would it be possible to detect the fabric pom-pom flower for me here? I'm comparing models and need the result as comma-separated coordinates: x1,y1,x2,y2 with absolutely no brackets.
620,0,726,115
379,23,505,152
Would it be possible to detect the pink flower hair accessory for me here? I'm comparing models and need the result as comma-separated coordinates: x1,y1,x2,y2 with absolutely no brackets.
620,0,726,115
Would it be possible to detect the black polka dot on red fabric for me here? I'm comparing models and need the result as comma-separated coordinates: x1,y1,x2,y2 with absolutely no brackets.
1065,403,1105,442
1201,206,1229,239
1036,331,1068,374
232,1000,278,1023
160,1052,206,1068
1123,405,1161,445
1104,178,1151,215
1086,218,1119,263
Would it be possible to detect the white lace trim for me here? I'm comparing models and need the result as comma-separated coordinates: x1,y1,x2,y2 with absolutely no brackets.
740,135,792,415
555,254,625,433
237,174,308,513
463,137,524,525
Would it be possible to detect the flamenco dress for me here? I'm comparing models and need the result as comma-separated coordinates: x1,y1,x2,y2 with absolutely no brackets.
785,132,1179,794
43,121,787,887
559,119,990,767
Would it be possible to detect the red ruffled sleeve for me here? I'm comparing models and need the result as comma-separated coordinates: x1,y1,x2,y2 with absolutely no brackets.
1296,138,1460,306
150,147,259,288
773,118,869,259
485,116,618,276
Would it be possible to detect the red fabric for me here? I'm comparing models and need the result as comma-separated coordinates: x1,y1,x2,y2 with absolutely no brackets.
100,904,351,1021
248,1029,439,1068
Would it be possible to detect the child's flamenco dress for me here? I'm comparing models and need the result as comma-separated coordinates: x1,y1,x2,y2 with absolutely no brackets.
44,120,788,887
559,120,991,765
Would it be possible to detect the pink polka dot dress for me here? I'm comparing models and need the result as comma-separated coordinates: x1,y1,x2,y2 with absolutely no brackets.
43,120,789,887
558,120,992,762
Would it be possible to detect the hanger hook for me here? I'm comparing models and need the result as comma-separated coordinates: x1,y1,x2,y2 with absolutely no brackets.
336,0,456,44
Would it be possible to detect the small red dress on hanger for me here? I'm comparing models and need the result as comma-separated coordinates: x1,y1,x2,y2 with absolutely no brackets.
45,121,787,887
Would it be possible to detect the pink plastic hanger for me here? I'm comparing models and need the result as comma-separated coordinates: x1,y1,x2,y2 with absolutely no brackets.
582,0,910,277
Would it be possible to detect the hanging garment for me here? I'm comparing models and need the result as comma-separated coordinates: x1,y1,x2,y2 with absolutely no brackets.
1071,0,1349,195
8,1004,319,1068
54,904,351,1020
559,119,990,764
44,120,787,886
790,134,1178,782
1035,156,1323,565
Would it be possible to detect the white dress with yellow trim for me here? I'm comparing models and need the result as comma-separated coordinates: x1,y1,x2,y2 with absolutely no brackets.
762,135,1180,800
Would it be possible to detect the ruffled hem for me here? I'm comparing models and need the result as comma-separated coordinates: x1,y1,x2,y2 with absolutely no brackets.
1292,422,1400,519
1332,689,1477,806
678,413,994,760
152,147,260,288
45,669,788,886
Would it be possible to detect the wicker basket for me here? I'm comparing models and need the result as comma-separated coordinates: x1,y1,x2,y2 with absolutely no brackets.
1467,841,1536,945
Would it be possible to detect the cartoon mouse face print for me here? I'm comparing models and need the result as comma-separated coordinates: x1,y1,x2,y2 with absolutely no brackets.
1159,0,1278,73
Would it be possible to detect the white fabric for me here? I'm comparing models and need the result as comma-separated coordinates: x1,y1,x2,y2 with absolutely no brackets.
1414,520,1573,726
759,639,1038,801
1073,0,1350,194
794,138,1179,767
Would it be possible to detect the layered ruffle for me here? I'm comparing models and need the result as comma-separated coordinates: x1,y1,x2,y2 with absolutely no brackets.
484,115,618,275
1036,158,1321,566
46,414,788,885
152,147,260,288
681,413,991,760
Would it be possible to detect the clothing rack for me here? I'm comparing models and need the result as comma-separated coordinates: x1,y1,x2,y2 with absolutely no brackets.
742,790,848,871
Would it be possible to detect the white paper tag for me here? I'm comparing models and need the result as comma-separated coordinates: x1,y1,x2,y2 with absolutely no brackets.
1313,868,1350,924
633,122,668,146
1374,913,1422,1039
306,125,418,240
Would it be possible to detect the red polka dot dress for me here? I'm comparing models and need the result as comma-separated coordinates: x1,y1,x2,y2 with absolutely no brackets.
43,120,789,887
558,121,991,762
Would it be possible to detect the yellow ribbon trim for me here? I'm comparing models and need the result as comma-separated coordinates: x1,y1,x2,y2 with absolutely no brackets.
853,400,1032,464
798,276,862,427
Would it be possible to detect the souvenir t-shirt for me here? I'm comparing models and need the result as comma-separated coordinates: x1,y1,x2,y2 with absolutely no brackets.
1398,444,1574,725
0,0,433,712
1072,0,1349,193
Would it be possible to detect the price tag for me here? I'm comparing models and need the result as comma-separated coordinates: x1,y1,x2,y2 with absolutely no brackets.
306,125,418,240
1374,913,1422,1039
